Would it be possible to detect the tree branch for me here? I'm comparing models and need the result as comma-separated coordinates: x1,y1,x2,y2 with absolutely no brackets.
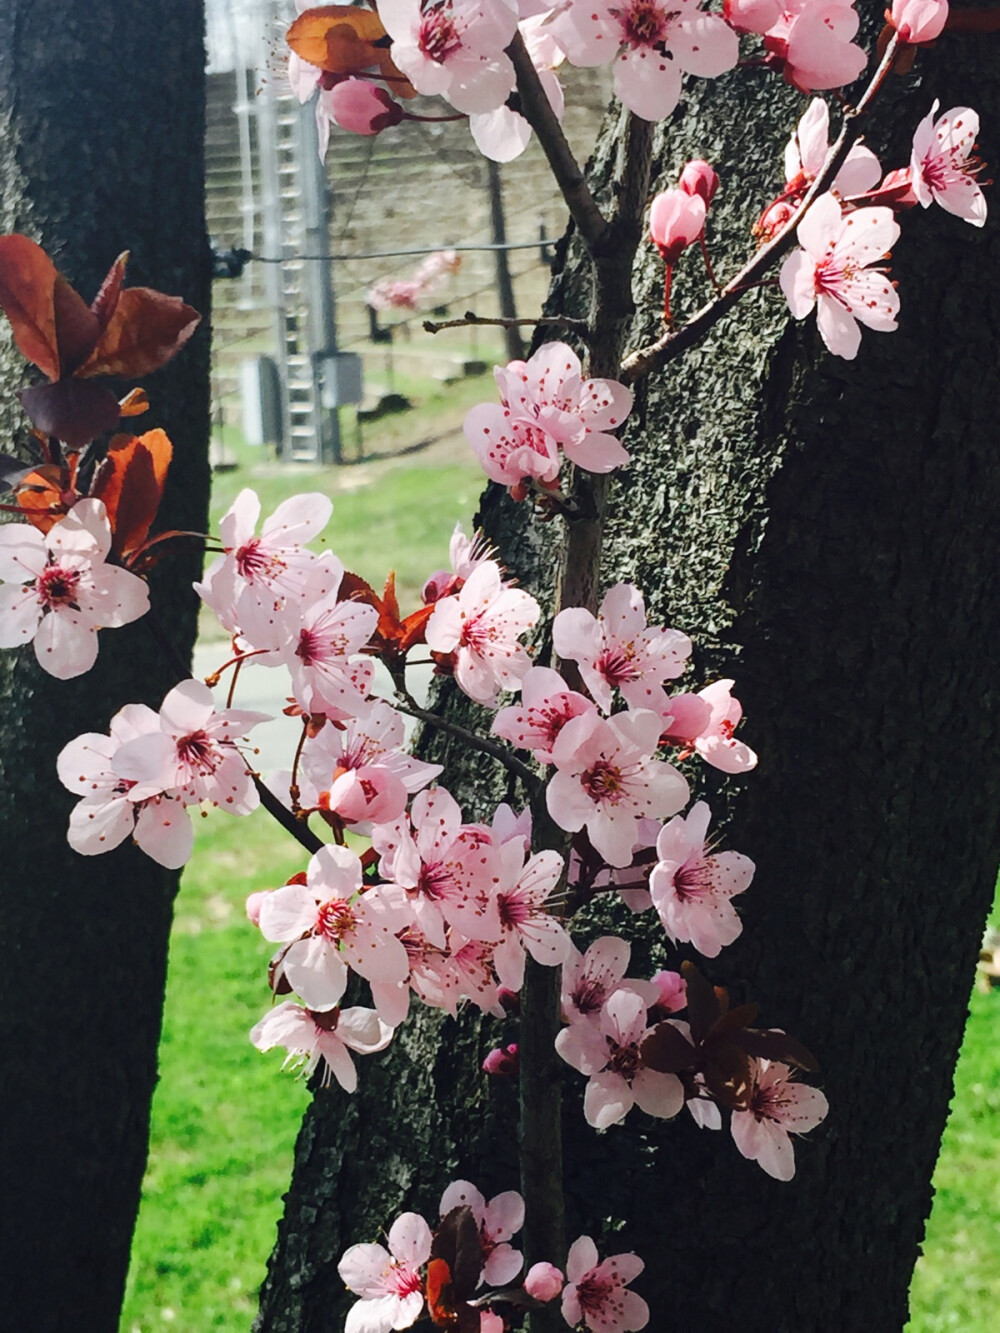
620,34,901,383
392,691,540,792
422,311,591,337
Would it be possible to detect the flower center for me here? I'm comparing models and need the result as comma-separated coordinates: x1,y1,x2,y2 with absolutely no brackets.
597,644,639,686
235,537,274,581
176,729,221,774
575,1271,615,1314
383,1260,423,1298
608,1037,641,1082
581,759,624,803
616,0,668,47
36,563,81,609
419,3,462,64
674,859,712,902
316,897,356,942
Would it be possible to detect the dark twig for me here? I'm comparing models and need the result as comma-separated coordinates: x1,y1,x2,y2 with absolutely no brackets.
392,688,540,792
422,311,591,337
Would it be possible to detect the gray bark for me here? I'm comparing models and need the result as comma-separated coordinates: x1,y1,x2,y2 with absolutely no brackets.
0,4,209,1329
257,17,1000,1333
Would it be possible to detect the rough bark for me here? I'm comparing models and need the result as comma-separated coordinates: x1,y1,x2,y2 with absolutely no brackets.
257,17,1000,1333
0,4,210,1329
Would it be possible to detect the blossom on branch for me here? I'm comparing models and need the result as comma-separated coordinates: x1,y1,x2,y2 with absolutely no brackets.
338,1211,432,1333
379,0,520,114
910,101,988,227
438,1180,525,1286
250,1001,394,1093
779,191,900,360
561,1236,649,1332
0,499,149,679
889,0,949,44
730,1058,829,1180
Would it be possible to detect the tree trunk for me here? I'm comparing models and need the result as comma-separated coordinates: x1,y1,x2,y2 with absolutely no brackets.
257,19,1000,1333
0,4,209,1329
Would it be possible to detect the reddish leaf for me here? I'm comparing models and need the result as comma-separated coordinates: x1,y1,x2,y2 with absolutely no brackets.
118,386,150,417
707,1002,760,1041
79,286,200,379
381,570,401,625
52,273,101,375
639,1021,698,1075
19,379,120,449
0,234,61,380
287,5,389,71
15,462,72,532
731,1028,819,1073
680,961,724,1043
397,603,434,653
338,569,381,609
90,251,129,334
701,1043,753,1112
432,1207,483,1304
92,428,173,557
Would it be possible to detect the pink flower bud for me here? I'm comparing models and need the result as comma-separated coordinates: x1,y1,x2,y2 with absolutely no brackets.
497,987,521,1015
723,0,783,34
480,1312,505,1333
421,569,459,604
322,79,404,137
482,1043,519,1077
245,891,268,927
649,189,707,263
650,969,687,1014
679,159,720,206
524,1261,565,1302
890,0,949,44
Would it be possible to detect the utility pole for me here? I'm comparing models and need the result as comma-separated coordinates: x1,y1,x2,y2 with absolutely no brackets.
299,98,342,464
487,158,525,362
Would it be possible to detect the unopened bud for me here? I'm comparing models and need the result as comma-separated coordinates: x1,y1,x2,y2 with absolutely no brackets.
889,0,949,44
322,79,404,137
649,189,706,263
524,1262,565,1302
483,1043,519,1077
679,159,720,206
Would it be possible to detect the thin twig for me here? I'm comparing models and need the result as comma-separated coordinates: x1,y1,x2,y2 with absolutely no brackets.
392,689,540,792
620,34,902,384
508,32,610,253
422,311,591,337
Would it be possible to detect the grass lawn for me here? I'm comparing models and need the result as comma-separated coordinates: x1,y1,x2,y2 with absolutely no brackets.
121,383,1000,1329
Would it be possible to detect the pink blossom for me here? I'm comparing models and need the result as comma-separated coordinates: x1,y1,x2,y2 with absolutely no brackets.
784,97,881,201
723,0,783,32
300,700,442,828
648,188,706,263
440,1180,525,1286
780,192,900,360
491,840,570,991
0,499,149,679
112,678,267,813
561,1236,649,1333
890,0,949,43
259,844,410,1011
320,79,404,138
492,341,633,474
491,665,594,763
379,0,519,114
282,587,378,719
425,560,539,706
649,801,754,957
194,489,339,646
524,1261,564,1302
470,14,565,162
463,404,562,493
555,987,684,1129
649,968,687,1014
250,1002,393,1093
56,704,193,868
372,785,502,947
549,0,738,122
679,158,719,205
339,1211,432,1333
553,582,691,713
422,524,497,603
764,2,868,94
730,1059,829,1180
910,101,987,228
547,709,689,868
483,1042,519,1076
656,679,758,773
367,277,426,313
561,936,657,1027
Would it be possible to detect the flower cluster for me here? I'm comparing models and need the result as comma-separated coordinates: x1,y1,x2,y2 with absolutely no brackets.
368,249,462,314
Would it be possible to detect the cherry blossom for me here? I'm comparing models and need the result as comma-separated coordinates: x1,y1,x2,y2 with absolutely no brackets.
561,936,656,1027
553,582,691,713
491,839,570,991
372,785,502,947
463,406,562,493
889,0,949,44
548,0,738,122
0,499,149,679
491,665,594,763
339,1211,432,1333
679,158,719,204
779,191,900,360
648,801,754,957
379,0,519,114
299,700,442,828
524,1261,564,1302
910,101,988,228
424,560,539,706
259,844,410,1011
439,1180,525,1286
422,524,498,603
282,586,378,719
561,1236,649,1333
555,987,684,1129
655,679,757,773
250,1002,393,1093
56,704,194,867
469,13,565,162
194,489,340,646
730,1059,829,1180
547,708,689,867
492,341,633,474
757,1,868,93
784,98,881,202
